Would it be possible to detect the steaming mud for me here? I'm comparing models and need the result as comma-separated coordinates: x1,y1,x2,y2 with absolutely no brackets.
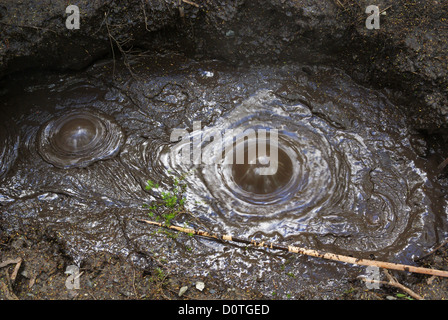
0,55,445,298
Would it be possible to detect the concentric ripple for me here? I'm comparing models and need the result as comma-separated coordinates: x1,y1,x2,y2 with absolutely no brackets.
163,90,420,252
205,123,348,215
37,109,125,168
0,57,439,299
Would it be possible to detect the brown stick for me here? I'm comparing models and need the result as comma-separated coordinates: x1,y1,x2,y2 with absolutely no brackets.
182,0,200,7
360,270,423,300
0,280,18,300
137,218,448,278
415,238,448,261
361,278,423,300
384,269,424,300
10,258,22,282
437,157,448,171
0,258,22,269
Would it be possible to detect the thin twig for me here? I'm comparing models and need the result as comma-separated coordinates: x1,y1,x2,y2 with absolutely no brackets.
132,268,138,298
0,280,18,300
361,278,423,300
182,0,200,8
10,258,22,282
104,11,140,79
0,257,22,269
74,271,84,281
361,270,424,300
87,290,97,300
334,0,346,11
104,12,116,77
415,239,448,261
105,16,142,81
141,0,151,32
437,157,448,171
380,5,392,15
0,22,57,34
137,218,448,278
383,270,423,300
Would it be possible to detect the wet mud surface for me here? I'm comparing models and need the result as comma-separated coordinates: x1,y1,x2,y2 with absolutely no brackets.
1,54,447,299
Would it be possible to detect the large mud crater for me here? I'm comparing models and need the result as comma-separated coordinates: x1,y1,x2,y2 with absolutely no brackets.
0,54,445,298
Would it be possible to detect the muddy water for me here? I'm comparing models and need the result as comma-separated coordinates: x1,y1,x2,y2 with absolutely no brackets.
0,54,445,298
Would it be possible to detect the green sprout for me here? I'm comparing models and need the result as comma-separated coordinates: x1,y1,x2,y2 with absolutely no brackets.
145,179,159,191
396,293,414,300
143,175,187,227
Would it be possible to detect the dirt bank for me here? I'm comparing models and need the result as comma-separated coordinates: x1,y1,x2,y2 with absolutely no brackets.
1,0,447,128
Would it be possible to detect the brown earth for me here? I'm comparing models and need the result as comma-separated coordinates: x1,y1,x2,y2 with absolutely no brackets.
2,228,448,300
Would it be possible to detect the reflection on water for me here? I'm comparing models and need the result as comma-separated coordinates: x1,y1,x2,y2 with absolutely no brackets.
37,110,125,168
232,144,293,195
0,54,445,298
165,89,430,256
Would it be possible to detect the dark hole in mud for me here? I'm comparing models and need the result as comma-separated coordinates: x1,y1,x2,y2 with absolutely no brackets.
1,0,448,300
232,143,293,195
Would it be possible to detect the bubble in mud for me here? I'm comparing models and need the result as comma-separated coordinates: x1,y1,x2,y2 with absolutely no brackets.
161,89,428,253
232,144,294,195
55,117,98,152
37,109,125,168
165,91,349,222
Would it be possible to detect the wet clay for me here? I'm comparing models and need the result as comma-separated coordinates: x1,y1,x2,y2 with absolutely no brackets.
0,54,445,298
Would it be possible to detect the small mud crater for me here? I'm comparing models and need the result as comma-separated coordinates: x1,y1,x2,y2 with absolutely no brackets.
37,109,125,168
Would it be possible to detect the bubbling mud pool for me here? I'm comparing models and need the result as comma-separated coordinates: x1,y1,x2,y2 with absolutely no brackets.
37,109,125,169
0,54,445,298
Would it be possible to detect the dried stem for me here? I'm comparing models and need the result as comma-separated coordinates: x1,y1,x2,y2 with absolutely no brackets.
361,270,424,300
137,218,448,278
